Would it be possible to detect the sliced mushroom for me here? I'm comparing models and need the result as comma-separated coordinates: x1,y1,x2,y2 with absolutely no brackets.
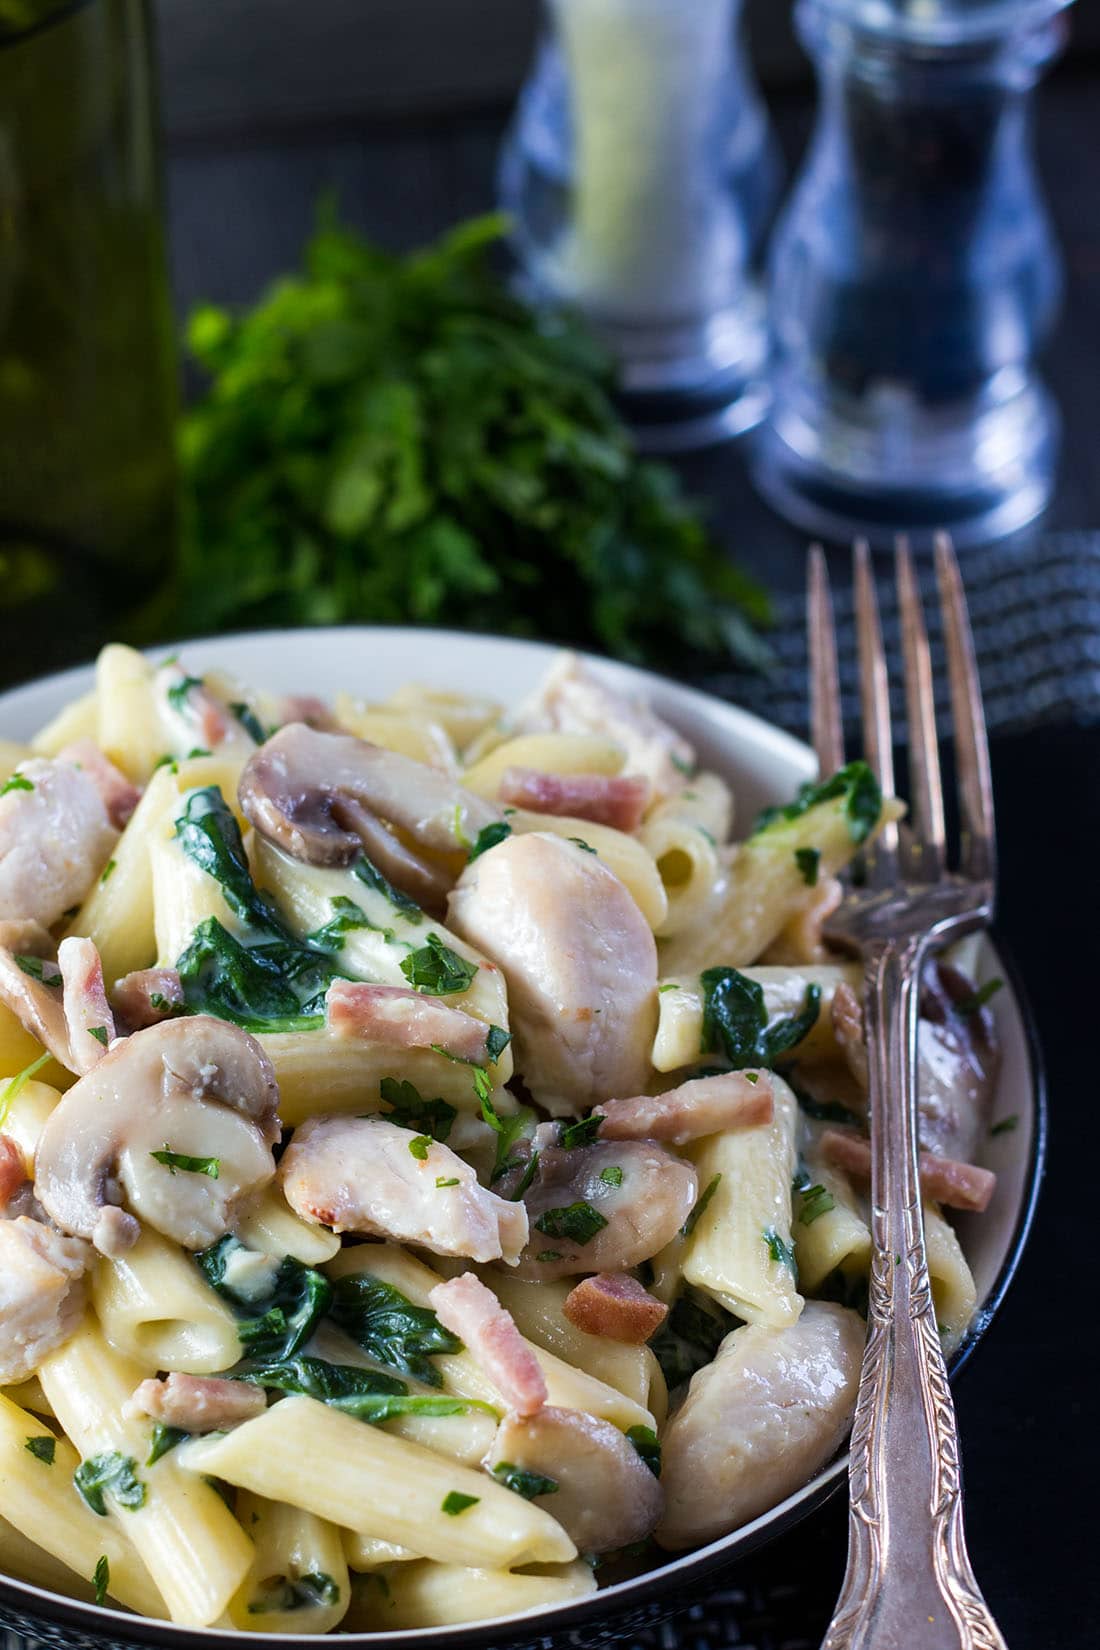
513,1128,697,1281
58,936,116,1074
238,723,498,907
0,758,117,926
594,1071,774,1145
125,1373,267,1432
34,1017,280,1256
0,1216,89,1384
497,768,651,832
562,1273,669,1344
429,1273,547,1417
279,1116,528,1264
656,1301,864,1549
485,1406,663,1553
448,832,658,1115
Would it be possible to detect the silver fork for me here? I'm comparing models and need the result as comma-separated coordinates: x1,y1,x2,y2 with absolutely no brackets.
811,534,1005,1650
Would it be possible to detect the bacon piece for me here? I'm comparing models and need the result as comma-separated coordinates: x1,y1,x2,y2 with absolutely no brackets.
125,1373,267,1432
279,694,339,732
59,740,141,829
498,767,651,832
819,1127,996,1213
112,966,184,1031
429,1272,547,1418
563,1273,669,1344
0,1135,28,1210
594,1071,773,1145
831,982,869,1088
326,980,491,1064
57,937,116,1074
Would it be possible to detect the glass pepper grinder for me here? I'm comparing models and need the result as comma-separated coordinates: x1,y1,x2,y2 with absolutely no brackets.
499,0,782,451
751,0,1073,548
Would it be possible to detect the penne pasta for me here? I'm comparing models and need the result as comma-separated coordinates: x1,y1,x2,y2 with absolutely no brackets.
460,732,625,798
91,1230,242,1376
343,1557,597,1629
225,1492,350,1633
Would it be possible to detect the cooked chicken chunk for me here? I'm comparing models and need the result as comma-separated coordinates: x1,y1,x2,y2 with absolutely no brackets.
429,1273,547,1417
657,1301,864,1548
0,1216,89,1384
125,1373,267,1432
486,1406,663,1553
594,1070,774,1144
0,758,117,926
57,740,141,828
58,936,116,1074
280,1116,528,1264
448,832,658,1114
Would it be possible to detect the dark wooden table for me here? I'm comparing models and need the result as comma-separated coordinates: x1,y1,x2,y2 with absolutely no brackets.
160,64,1100,1649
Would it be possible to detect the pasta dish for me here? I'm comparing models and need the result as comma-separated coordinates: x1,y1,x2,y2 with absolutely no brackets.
0,645,1002,1632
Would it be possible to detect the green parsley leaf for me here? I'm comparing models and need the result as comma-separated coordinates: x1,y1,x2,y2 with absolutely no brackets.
752,760,882,844
187,747,213,760
166,674,204,712
25,1434,55,1465
599,1165,624,1187
468,821,512,861
625,1424,662,1477
990,1114,1018,1137
485,1023,511,1062
534,1201,608,1246
763,1226,797,1275
73,1452,146,1516
307,895,394,951
378,1076,456,1141
353,855,423,921
100,858,117,885
491,1462,559,1499
229,702,269,744
147,1423,189,1465
558,1114,602,1149
0,772,34,796
15,954,61,987
0,1050,51,1127
681,1173,722,1237
247,1573,340,1613
88,1025,109,1047
435,1175,460,1188
408,1134,431,1161
957,977,1004,1015
794,846,820,886
797,1184,836,1225
567,836,597,854
93,1555,109,1607
400,933,477,995
658,982,680,994
441,1491,479,1517
536,1250,563,1263
150,1146,220,1178
328,1273,460,1387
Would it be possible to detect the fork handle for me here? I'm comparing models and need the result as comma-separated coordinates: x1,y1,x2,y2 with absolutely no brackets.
821,937,1007,1650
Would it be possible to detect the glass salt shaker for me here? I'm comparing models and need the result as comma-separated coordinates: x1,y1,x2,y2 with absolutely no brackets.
499,0,782,451
751,0,1073,548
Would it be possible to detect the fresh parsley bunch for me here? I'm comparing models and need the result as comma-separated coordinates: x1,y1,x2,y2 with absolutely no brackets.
177,211,770,669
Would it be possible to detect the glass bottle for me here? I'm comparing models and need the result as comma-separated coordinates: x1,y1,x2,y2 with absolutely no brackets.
499,0,782,451
751,0,1072,547
0,0,177,686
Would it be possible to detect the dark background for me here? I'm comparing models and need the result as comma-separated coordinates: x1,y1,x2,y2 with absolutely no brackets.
154,3,1100,1644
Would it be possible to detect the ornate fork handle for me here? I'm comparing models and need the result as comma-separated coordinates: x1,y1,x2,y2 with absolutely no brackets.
822,937,1006,1650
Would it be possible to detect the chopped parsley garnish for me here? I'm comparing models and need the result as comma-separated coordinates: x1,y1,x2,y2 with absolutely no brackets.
671,754,695,777
308,894,393,951
485,1023,511,1062
658,982,680,994
599,1165,624,1187
166,674,204,712
187,747,213,760
0,1050,51,1127
197,1236,332,1361
151,1146,220,1178
14,954,61,987
441,1491,479,1516
73,1452,146,1516
701,966,821,1068
93,1555,109,1607
435,1175,460,1188
990,1114,1018,1137
625,1424,662,1477
558,1114,603,1149
408,1134,431,1161
534,1201,608,1246
378,1076,456,1141
148,991,175,1014
100,858,117,884
353,854,423,921
400,933,477,995
468,821,513,861
247,1573,341,1613
957,977,1004,1015
25,1435,55,1465
567,836,597,854
752,760,882,845
797,1184,836,1225
681,1173,722,1238
491,1462,559,1499
147,1423,189,1465
794,846,820,886
0,772,34,796
763,1227,797,1274
230,701,269,745
489,1106,539,1194
536,1250,563,1263
88,1025,109,1047
328,1273,461,1387
152,753,179,774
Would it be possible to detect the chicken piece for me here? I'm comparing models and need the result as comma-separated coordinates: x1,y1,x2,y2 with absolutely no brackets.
657,1302,864,1549
429,1273,547,1417
762,875,844,966
562,1273,668,1344
448,832,658,1115
497,768,651,832
125,1373,267,1432
514,1128,697,1281
510,652,694,803
35,1016,280,1256
112,966,185,1031
57,740,141,828
486,1406,663,1553
819,1127,996,1213
0,1216,89,1384
594,1071,774,1145
58,936,116,1074
326,981,493,1065
0,758,117,926
280,1116,528,1264
0,919,72,1070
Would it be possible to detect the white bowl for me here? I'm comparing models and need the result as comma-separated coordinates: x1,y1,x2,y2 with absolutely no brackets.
0,628,1043,1650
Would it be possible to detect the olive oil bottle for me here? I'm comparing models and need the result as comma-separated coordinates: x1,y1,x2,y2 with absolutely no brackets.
0,0,177,687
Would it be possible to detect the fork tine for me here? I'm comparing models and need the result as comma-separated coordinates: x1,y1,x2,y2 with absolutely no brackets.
934,532,996,885
852,539,899,869
807,545,845,777
896,536,946,879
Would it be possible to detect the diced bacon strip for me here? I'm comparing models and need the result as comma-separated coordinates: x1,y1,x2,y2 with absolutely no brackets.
498,767,651,833
0,1134,28,1210
831,982,869,1088
819,1127,996,1213
279,695,339,732
112,966,185,1031
563,1273,669,1344
58,740,141,829
429,1273,547,1418
57,937,116,1074
594,1071,774,1145
125,1373,267,1432
326,980,491,1064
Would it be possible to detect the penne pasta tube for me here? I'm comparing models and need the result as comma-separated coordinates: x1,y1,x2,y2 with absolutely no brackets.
94,644,164,784
0,740,32,783
792,1126,872,1294
651,963,863,1073
341,1531,419,1570
384,685,502,750
226,1492,350,1634
0,1077,63,1158
180,1397,576,1570
461,733,625,797
924,1201,978,1351
344,1557,597,1630
0,1020,70,1094
237,1187,341,1266
260,1028,513,1126
332,702,456,773
91,1230,242,1376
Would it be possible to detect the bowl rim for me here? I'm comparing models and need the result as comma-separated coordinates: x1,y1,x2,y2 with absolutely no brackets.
0,628,1047,1646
